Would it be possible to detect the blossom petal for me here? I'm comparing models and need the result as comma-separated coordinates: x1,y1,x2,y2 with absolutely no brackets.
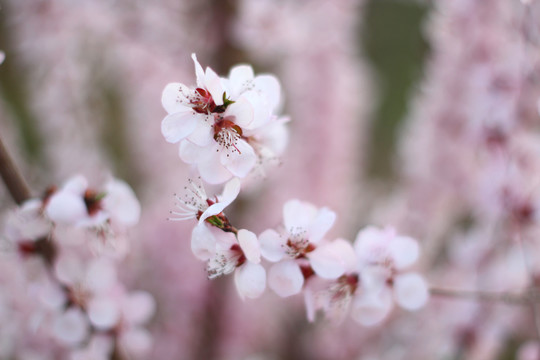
187,116,214,146
162,83,192,114
119,328,153,357
268,260,304,297
191,224,217,261
179,141,204,164
122,291,156,325
234,262,266,300
220,139,257,178
308,207,336,243
88,297,120,330
161,111,198,144
394,273,429,310
198,177,240,223
259,229,286,262
283,199,317,234
307,239,356,279
46,191,87,225
351,286,392,326
238,229,261,264
254,74,281,110
103,179,141,227
389,236,420,270
226,97,254,128
53,308,89,345
198,153,233,184
86,258,117,294
228,64,254,98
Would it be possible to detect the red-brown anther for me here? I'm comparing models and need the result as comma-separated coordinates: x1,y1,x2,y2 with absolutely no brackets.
84,189,103,216
17,241,36,256
41,185,57,207
213,118,243,137
230,244,246,267
300,264,315,280
513,202,535,225
192,88,216,113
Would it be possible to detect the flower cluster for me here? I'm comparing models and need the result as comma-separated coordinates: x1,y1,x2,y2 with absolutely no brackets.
161,54,288,184
1,175,154,359
163,55,430,325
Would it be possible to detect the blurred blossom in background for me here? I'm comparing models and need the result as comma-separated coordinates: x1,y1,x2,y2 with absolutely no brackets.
2,0,540,359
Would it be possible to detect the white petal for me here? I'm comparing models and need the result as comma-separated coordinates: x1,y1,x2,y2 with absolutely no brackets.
351,286,392,326
354,226,386,262
103,179,140,227
307,239,356,279
55,254,84,286
162,83,192,114
53,308,89,345
187,117,214,146
228,64,254,98
268,260,304,297
283,199,317,234
198,177,240,224
238,229,261,264
198,153,233,184
63,175,88,195
46,191,87,225
179,141,204,164
394,273,429,310
119,327,153,356
259,229,286,262
161,111,198,144
241,90,272,129
389,236,420,270
253,74,281,110
225,97,254,128
234,262,266,300
88,297,121,330
122,291,156,325
204,67,224,106
191,224,217,261
304,285,316,322
192,53,206,88
220,139,257,178
308,207,336,243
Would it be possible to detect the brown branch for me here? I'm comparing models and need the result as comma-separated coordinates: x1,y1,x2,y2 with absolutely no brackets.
0,135,31,204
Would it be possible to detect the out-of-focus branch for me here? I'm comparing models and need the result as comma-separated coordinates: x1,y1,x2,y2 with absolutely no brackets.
0,135,31,204
430,287,531,305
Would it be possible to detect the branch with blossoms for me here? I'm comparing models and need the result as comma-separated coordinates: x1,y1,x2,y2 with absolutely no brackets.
0,137,155,359
161,54,540,326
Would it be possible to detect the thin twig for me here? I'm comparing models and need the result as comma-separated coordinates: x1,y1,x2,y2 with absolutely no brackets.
0,135,31,204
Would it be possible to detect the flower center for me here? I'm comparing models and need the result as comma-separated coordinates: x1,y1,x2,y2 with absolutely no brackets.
214,117,243,155
189,88,216,114
206,243,246,279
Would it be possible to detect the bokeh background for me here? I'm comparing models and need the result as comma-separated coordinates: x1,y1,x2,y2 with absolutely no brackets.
3,0,540,359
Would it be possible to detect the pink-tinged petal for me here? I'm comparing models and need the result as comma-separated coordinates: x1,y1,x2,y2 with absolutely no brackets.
389,236,420,270
225,97,254,128
304,285,316,322
46,191,87,225
308,207,336,244
88,297,120,330
161,111,198,144
63,175,88,195
86,258,117,294
234,262,266,300
351,286,392,326
191,224,217,261
268,260,304,297
394,273,429,310
220,139,257,178
198,177,240,224
162,83,192,114
241,90,272,129
179,141,204,164
283,199,317,234
119,327,153,356
354,226,386,262
307,239,356,279
238,229,261,264
228,64,254,98
187,116,214,146
253,74,281,110
53,308,89,345
259,229,286,262
103,179,140,227
192,53,206,88
122,291,156,325
198,153,233,184
204,66,224,106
